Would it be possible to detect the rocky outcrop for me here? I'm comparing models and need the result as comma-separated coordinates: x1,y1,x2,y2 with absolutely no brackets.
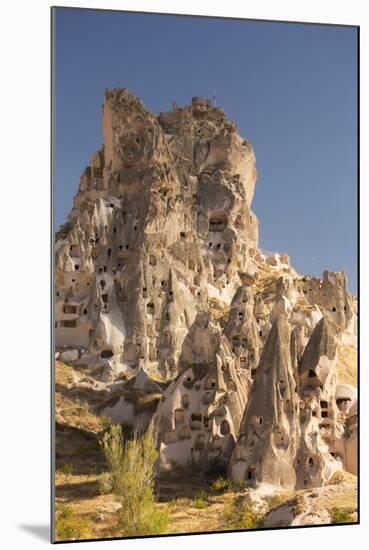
55,89,259,380
154,313,249,473
55,88,357,488
229,316,300,488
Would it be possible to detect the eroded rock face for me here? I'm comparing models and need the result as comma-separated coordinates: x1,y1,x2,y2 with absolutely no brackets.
55,88,357,486
230,317,357,489
55,89,258,380
154,313,249,473
229,316,300,489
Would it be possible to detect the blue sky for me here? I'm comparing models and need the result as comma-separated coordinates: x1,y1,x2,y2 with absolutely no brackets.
54,8,358,291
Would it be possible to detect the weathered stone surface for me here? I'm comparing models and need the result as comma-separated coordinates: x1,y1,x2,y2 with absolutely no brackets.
154,313,249,473
55,88,357,487
229,316,300,488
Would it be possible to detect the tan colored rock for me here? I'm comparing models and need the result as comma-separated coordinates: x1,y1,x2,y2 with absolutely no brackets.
55,89,357,489
154,313,249,473
229,316,300,489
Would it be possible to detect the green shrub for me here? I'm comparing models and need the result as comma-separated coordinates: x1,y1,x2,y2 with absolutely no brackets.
100,416,113,427
98,471,114,495
193,490,209,509
330,507,356,524
100,423,170,536
58,463,74,478
211,476,232,492
55,505,90,541
231,479,249,492
194,499,208,509
224,496,262,530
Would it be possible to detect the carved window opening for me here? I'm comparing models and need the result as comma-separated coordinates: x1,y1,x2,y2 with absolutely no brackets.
209,211,227,232
101,349,113,358
102,294,108,304
203,415,211,428
220,420,230,435
308,369,316,378
205,377,216,390
63,305,77,314
60,319,77,328
332,307,337,312
147,302,155,315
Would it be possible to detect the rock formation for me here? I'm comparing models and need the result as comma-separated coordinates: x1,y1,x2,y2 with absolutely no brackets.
154,312,249,473
229,316,300,488
55,88,357,489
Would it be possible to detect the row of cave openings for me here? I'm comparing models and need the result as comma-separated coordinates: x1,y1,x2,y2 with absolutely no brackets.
300,279,348,314
171,408,231,438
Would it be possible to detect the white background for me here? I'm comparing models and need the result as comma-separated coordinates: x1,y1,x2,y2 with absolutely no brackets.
0,0,367,548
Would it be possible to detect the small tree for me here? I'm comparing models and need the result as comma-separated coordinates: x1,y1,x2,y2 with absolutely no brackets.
100,423,169,536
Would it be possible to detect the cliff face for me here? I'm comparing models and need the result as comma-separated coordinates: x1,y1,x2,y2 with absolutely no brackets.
55,89,259,379
55,88,357,487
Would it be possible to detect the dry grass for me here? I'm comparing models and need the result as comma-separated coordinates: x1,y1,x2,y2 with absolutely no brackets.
209,298,230,326
337,343,358,386
316,484,357,511
54,468,358,540
328,470,357,486
55,361,107,476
